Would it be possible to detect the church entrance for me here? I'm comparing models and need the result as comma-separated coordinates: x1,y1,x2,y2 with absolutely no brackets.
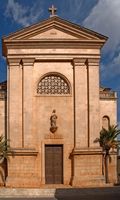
45,145,63,184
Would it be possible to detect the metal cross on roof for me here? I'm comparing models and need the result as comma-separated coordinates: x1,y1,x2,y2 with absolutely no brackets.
49,5,57,17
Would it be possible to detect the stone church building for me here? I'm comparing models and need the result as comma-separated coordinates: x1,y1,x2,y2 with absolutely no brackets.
0,8,118,187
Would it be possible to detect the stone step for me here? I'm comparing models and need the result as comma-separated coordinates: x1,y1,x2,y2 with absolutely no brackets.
0,185,118,198
0,188,56,198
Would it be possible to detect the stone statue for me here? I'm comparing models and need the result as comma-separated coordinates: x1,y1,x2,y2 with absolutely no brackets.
50,110,58,133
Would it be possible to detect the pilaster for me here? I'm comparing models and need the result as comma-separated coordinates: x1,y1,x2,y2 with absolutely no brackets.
22,58,35,148
86,58,100,147
7,58,22,148
73,58,88,148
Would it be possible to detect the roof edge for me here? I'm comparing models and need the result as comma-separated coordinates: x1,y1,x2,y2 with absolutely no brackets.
2,16,108,41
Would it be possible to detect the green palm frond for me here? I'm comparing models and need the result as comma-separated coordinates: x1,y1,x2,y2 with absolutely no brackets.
94,124,120,184
0,135,9,160
94,124,120,152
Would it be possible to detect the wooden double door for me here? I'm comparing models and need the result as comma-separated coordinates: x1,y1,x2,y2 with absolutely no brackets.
45,145,63,184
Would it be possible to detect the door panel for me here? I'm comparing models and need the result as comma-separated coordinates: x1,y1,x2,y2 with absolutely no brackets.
45,145,63,184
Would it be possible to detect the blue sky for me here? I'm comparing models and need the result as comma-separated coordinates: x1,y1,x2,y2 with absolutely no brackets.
0,0,120,123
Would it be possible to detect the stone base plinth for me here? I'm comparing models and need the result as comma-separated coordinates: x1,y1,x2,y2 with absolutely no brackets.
6,148,39,188
71,148,118,187
6,176,41,188
72,175,105,187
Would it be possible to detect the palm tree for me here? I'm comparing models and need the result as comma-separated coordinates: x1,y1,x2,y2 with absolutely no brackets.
94,125,120,183
0,135,9,164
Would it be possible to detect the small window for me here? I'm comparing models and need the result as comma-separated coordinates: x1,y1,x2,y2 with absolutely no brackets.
102,116,110,130
37,73,71,95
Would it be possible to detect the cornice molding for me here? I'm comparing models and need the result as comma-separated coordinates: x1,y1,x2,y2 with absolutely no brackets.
86,58,100,66
7,58,35,67
22,58,35,66
4,39,105,47
7,58,21,67
71,148,102,155
3,40,103,57
8,148,38,156
72,58,87,67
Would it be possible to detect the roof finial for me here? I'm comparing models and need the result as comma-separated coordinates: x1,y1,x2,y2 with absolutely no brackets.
48,5,57,17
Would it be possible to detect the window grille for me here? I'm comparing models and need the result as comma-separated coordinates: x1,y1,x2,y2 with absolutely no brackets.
37,74,70,95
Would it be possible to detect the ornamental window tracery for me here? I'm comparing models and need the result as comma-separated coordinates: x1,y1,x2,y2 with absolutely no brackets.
37,73,70,95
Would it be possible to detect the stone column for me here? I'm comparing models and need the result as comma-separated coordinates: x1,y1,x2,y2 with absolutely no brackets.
7,58,22,148
73,58,88,148
22,58,34,148
86,58,100,147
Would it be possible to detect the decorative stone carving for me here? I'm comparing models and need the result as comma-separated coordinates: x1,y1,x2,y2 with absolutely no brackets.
37,74,70,95
50,110,58,133
45,133,63,139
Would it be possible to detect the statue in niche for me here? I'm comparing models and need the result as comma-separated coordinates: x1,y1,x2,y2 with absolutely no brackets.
50,109,58,133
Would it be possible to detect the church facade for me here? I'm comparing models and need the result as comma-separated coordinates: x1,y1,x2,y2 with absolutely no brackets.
0,13,118,187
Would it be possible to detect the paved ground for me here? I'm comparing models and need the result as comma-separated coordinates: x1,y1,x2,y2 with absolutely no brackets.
0,195,120,200
0,187,120,199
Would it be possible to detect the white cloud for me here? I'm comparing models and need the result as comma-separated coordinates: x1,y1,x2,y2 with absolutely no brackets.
101,53,120,81
83,0,120,56
83,0,120,125
5,0,43,27
83,0,120,82
69,0,83,17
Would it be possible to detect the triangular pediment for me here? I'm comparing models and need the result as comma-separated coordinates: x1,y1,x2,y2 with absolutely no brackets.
3,16,108,41
29,27,80,40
